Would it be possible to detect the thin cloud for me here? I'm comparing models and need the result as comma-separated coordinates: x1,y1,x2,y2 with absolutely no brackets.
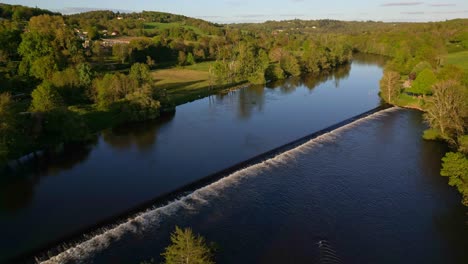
432,10,468,14
382,2,424,6
236,14,268,18
429,3,456,7
401,11,425,14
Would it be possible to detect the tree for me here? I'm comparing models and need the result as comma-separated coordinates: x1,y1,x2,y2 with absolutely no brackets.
77,63,94,87
441,152,468,206
18,15,80,79
0,93,15,162
408,68,437,95
379,70,401,104
186,52,196,65
280,53,301,77
424,80,468,143
162,227,214,264
30,82,64,112
130,63,151,86
113,43,131,64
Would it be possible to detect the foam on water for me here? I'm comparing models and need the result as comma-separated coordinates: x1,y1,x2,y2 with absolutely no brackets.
39,107,400,264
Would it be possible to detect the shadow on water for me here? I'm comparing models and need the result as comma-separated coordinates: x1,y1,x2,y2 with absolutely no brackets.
0,112,177,214
0,140,97,213
102,111,176,151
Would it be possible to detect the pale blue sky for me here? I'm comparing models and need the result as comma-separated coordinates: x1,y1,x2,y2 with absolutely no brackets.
3,0,468,23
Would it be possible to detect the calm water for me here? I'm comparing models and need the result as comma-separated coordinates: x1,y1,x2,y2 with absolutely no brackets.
1,54,464,263
60,108,467,264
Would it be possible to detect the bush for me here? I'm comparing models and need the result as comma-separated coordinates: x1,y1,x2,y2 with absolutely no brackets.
422,129,443,141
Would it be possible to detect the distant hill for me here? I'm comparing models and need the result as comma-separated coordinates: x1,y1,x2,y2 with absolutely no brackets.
0,3,59,21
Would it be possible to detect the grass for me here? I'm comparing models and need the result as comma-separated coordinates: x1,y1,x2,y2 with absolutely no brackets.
152,62,215,105
394,93,424,110
443,51,468,71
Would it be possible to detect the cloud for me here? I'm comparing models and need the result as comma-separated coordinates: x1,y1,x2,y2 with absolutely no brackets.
236,14,268,18
401,11,425,14
381,2,424,6
429,3,456,7
432,10,468,14
278,14,306,17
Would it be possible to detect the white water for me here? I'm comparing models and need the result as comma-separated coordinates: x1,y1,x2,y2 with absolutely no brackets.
39,107,400,264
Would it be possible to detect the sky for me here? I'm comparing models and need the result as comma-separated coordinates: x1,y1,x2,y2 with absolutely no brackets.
3,0,468,23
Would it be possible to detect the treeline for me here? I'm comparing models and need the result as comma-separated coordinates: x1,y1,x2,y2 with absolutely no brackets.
0,13,169,163
366,20,468,205
65,10,223,39
0,3,58,21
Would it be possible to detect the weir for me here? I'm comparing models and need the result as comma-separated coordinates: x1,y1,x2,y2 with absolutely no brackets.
11,105,400,264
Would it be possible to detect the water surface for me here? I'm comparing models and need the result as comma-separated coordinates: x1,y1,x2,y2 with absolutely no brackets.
1,54,389,261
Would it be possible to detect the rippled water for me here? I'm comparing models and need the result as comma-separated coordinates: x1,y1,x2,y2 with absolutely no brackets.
70,109,467,264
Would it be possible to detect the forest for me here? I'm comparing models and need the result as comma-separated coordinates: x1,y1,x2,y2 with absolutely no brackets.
0,3,467,205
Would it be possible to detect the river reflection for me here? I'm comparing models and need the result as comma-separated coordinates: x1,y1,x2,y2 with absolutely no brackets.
102,111,176,151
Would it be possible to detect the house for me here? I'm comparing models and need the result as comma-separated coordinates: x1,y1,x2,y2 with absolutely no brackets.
111,31,119,36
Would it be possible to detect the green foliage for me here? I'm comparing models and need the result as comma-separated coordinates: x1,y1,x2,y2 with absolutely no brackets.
441,152,468,206
458,135,468,154
186,52,196,65
162,226,214,264
265,64,286,81
422,129,443,141
0,93,14,162
113,44,132,64
35,109,91,145
93,73,138,108
30,82,64,112
279,53,301,77
18,15,81,79
407,68,437,95
411,61,432,76
77,63,94,87
130,63,151,86
120,87,161,122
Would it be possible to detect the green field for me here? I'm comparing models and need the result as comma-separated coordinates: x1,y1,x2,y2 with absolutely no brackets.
152,62,215,104
443,51,468,71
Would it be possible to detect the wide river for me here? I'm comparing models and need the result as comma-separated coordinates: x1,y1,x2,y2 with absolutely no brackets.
1,54,466,263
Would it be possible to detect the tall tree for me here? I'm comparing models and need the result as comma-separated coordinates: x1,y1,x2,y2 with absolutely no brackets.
424,80,468,143
162,227,214,264
379,70,401,104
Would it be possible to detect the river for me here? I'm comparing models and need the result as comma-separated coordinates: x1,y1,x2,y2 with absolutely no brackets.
1,54,466,263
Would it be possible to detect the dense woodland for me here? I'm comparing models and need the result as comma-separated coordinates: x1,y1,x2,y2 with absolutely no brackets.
0,4,467,204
